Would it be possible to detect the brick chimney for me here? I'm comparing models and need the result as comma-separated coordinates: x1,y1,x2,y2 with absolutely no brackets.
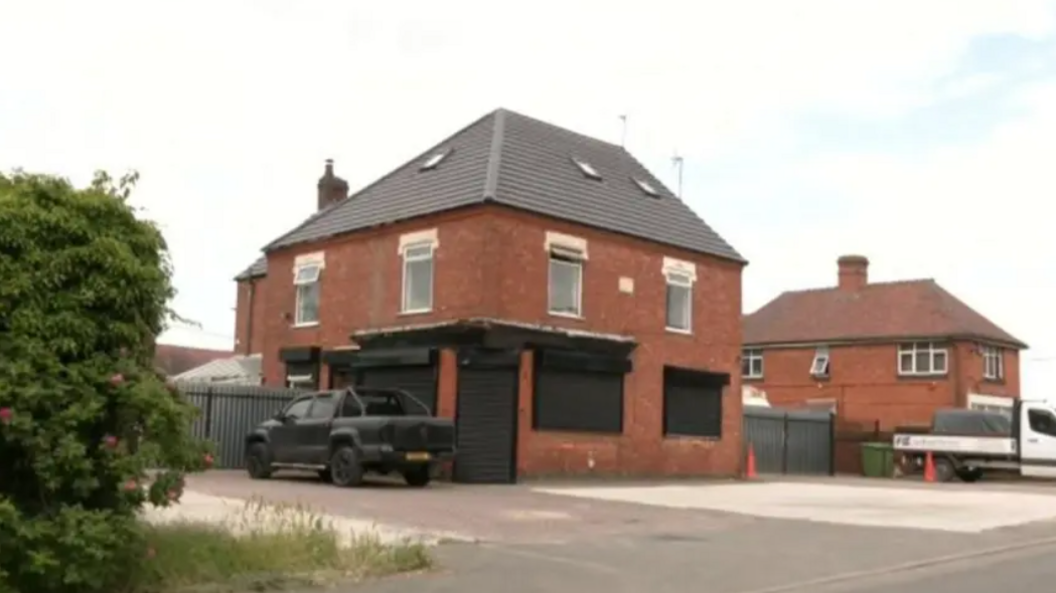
317,159,349,211
837,255,869,291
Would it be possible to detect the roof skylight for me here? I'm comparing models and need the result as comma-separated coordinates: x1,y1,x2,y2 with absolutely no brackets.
420,149,451,171
633,177,659,197
572,157,602,180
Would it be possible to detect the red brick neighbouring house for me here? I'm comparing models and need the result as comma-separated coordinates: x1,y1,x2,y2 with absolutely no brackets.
742,255,1027,431
231,108,747,483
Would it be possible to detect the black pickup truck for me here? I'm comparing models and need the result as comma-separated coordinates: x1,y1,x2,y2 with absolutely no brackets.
243,387,456,488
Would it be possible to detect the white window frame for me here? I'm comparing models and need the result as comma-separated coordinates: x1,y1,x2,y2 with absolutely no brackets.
285,374,315,389
662,257,696,334
292,252,324,327
967,393,1013,417
545,232,587,318
742,349,764,379
897,341,948,376
810,346,831,377
981,345,1004,380
398,229,439,314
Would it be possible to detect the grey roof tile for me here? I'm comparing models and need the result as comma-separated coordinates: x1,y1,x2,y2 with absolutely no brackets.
234,256,267,281
261,108,745,263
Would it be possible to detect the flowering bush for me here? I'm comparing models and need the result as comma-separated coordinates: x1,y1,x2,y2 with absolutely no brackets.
0,170,211,593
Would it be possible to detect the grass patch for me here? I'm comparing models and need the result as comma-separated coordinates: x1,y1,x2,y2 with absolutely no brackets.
132,499,432,592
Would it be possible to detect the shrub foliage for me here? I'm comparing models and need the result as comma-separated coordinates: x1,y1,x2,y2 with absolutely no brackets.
0,170,210,593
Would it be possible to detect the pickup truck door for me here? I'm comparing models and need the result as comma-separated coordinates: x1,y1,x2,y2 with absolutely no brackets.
1018,402,1056,478
298,393,339,466
272,396,314,463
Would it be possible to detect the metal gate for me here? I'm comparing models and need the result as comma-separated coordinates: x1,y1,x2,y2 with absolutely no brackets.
744,407,834,475
453,350,520,484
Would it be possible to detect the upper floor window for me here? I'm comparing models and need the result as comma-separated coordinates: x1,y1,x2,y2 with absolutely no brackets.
663,257,696,333
898,342,947,376
546,231,587,317
292,252,323,326
981,345,1004,380
742,349,763,379
399,229,438,314
810,346,831,377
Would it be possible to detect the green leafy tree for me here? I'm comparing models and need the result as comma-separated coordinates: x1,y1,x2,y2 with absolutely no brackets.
0,170,212,593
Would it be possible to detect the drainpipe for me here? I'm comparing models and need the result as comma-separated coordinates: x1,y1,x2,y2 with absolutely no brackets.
952,341,964,408
244,280,256,355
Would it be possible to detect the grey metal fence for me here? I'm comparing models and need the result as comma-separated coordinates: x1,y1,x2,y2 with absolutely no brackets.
744,407,834,475
177,383,303,469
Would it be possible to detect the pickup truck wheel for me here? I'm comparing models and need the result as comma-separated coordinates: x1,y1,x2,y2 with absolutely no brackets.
330,446,364,488
403,466,431,488
246,443,272,480
933,457,956,483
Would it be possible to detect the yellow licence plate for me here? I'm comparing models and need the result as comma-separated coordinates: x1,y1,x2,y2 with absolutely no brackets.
405,452,431,461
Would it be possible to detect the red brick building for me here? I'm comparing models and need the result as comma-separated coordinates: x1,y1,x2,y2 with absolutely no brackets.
232,108,747,483
742,255,1027,430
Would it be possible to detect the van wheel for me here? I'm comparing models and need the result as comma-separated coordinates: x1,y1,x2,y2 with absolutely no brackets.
330,446,364,488
246,443,272,480
933,457,956,482
956,467,983,483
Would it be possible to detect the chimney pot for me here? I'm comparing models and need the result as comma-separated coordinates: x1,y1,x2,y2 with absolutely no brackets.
837,254,869,291
317,159,348,211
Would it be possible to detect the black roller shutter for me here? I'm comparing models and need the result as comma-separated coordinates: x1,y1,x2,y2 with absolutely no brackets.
663,367,728,438
357,366,438,416
533,350,627,434
454,366,519,484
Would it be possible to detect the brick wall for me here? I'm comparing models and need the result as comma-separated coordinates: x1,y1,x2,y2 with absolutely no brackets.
748,341,1021,430
234,277,268,355
241,204,745,477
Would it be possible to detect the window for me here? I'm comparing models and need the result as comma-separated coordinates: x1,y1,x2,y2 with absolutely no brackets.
282,397,313,420
1028,409,1056,437
533,367,624,434
810,346,831,377
742,349,763,379
898,342,948,376
399,229,438,314
293,262,321,325
419,149,451,171
632,177,659,197
572,157,601,180
548,246,584,317
665,272,692,332
663,257,696,333
307,393,338,419
663,367,724,438
981,345,1004,380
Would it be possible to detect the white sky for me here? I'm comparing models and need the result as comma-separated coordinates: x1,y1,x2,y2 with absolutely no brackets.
1,0,1053,395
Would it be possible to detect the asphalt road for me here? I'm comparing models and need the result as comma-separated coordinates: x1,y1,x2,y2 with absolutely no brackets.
345,521,1056,593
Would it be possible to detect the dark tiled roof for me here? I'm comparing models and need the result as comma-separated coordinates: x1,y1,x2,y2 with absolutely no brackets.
234,256,267,281
154,344,233,376
263,108,744,262
743,279,1027,349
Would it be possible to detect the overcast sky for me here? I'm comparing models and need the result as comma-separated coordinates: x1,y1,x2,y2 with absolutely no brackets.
1,0,1053,396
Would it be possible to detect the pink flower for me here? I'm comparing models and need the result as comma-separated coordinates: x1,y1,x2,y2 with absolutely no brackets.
167,489,180,501
123,479,138,492
103,435,118,449
145,547,156,559
109,373,125,386
0,408,11,425
202,454,214,469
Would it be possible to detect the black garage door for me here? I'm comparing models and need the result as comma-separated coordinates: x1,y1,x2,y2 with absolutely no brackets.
453,349,520,484
357,366,438,416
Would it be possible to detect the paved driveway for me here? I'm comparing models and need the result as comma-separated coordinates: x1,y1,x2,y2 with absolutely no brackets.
192,472,1056,592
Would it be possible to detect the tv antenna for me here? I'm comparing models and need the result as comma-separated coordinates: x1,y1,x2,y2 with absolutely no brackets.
671,152,684,198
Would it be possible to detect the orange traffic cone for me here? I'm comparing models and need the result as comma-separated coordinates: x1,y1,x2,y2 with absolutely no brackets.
923,451,935,483
746,444,758,479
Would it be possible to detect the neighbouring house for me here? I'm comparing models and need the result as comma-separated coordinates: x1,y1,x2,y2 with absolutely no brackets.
154,344,233,377
742,255,1027,430
172,354,263,385
232,108,747,483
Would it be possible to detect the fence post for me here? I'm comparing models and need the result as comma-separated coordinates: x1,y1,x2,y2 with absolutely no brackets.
781,412,790,474
204,386,215,439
